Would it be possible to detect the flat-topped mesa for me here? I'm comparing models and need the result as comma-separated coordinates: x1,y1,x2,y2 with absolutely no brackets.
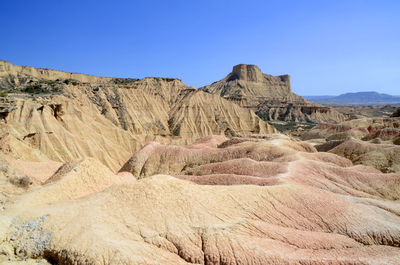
230,64,291,90
201,64,302,102
231,64,264,82
202,64,295,100
200,64,345,123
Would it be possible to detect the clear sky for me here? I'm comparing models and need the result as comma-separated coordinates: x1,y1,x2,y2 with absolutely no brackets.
1,0,399,95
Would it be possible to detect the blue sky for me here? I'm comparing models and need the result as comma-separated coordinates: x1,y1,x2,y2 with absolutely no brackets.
1,0,399,95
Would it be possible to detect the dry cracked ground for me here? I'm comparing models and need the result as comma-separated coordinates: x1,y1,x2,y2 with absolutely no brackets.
0,135,400,265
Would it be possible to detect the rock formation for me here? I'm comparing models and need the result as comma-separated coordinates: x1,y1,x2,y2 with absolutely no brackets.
1,60,399,264
0,61,275,170
331,104,398,120
328,139,400,173
392,107,400,117
299,117,400,173
1,135,400,264
200,64,345,123
0,60,113,89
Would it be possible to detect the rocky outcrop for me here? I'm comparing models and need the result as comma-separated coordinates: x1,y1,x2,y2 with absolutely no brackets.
299,118,400,173
300,118,400,143
0,60,112,91
1,135,400,264
0,61,276,170
392,107,400,117
231,64,266,82
0,98,17,121
331,105,398,119
329,139,400,173
200,64,345,123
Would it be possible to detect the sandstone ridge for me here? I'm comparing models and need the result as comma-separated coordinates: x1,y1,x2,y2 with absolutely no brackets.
0,60,113,86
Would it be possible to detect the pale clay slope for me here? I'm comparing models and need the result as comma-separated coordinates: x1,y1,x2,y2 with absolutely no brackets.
0,61,275,171
1,135,399,264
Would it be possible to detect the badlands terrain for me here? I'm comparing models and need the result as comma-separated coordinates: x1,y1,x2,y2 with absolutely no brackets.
298,107,400,174
0,61,399,264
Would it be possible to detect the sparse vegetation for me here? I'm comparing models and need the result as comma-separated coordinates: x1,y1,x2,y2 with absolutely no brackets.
112,78,139,85
24,84,42,94
271,121,316,132
9,175,33,188
171,124,181,136
23,80,63,94
0,90,8,97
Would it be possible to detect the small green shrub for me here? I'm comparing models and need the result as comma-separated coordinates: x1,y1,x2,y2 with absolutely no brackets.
0,91,8,97
24,84,43,94
271,121,316,132
9,175,33,188
112,78,139,85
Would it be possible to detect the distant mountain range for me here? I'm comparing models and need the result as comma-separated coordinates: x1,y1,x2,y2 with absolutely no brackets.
304,92,400,105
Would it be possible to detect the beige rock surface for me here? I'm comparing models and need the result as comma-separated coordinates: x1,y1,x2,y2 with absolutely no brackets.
0,60,113,87
333,104,398,119
329,139,400,173
0,61,276,171
299,117,400,173
300,117,400,143
200,64,345,123
0,136,399,264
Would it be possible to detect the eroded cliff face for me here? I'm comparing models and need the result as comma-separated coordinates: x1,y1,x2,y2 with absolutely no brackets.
0,61,276,170
200,64,345,123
